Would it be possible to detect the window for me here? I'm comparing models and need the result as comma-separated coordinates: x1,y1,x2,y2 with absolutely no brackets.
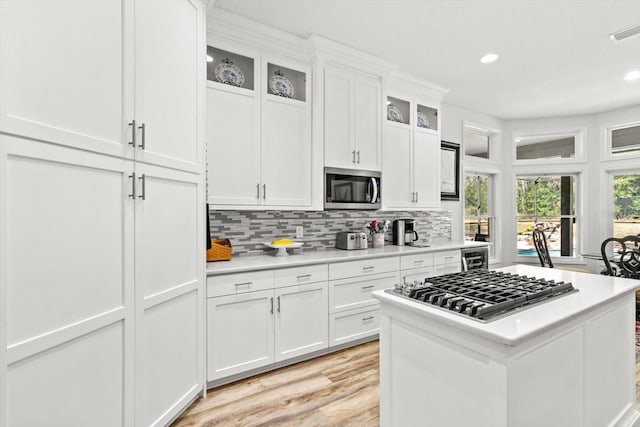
613,173,640,237
515,134,576,160
465,173,495,257
516,175,578,259
610,123,640,157
464,123,496,160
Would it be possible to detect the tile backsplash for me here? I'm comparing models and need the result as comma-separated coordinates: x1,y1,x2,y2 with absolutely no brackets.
209,209,452,256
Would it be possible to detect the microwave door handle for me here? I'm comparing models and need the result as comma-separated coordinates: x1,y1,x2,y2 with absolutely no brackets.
370,177,378,204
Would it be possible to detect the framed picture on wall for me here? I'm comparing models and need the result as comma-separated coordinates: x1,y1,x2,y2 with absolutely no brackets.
440,141,460,201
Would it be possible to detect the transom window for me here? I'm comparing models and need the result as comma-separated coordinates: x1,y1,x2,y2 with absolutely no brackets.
464,123,495,160
515,134,575,160
611,124,640,157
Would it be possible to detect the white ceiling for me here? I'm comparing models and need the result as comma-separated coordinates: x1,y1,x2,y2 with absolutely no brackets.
212,0,640,120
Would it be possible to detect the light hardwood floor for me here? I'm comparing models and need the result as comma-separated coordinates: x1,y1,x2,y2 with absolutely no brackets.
172,340,380,427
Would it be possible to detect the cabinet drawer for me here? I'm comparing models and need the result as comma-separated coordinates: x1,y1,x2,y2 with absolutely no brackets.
400,253,434,270
401,267,434,283
207,270,274,298
434,250,461,267
329,257,400,280
274,264,328,288
329,271,399,313
329,306,380,346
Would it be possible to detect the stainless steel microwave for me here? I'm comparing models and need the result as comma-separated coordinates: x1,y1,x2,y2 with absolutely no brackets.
324,167,381,210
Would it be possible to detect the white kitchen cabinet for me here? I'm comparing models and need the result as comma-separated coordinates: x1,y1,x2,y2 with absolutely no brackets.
207,265,328,381
207,289,275,381
206,45,312,209
134,163,204,427
383,90,443,210
274,282,328,361
0,0,128,158
132,0,203,173
329,306,380,346
0,0,203,174
324,64,382,171
0,1,206,425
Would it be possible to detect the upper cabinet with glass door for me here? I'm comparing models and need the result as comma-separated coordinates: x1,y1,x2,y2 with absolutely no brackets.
207,46,255,92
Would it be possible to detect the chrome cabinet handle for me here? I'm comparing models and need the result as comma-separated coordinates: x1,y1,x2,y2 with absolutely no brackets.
362,266,375,271
411,192,415,202
138,122,146,149
414,259,425,264
270,297,274,314
356,150,360,163
416,192,419,203
263,184,266,199
277,296,281,312
257,183,260,199
361,285,374,289
128,172,136,198
362,315,374,321
138,174,146,200
128,120,136,146
297,274,311,280
235,281,253,287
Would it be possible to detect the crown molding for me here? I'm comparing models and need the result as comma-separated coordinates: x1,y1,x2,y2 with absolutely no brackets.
207,7,312,61
307,34,397,78
387,71,449,101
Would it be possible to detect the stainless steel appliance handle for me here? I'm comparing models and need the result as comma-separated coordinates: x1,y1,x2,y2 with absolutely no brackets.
462,257,469,271
128,172,136,198
138,122,146,149
138,174,146,200
370,177,378,204
128,120,136,147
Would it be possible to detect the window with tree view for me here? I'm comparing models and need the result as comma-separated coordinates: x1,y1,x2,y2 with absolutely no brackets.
613,173,640,237
465,174,494,256
516,175,577,258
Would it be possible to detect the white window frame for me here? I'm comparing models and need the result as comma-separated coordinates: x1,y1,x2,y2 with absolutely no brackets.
512,127,585,165
513,167,583,264
464,171,498,261
601,120,640,161
463,121,500,164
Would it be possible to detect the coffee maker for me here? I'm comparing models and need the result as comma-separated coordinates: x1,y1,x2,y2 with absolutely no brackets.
392,219,419,245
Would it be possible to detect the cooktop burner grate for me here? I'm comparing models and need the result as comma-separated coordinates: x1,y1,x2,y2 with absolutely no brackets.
387,270,577,322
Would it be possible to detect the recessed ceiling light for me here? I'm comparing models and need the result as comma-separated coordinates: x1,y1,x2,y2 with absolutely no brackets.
609,24,640,42
206,55,213,63
624,70,640,81
480,53,499,64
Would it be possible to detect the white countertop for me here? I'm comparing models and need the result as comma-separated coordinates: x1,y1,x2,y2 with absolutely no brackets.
373,264,640,346
207,241,488,276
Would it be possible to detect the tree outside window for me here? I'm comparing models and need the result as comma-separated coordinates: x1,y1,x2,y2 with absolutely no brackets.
464,174,494,257
516,175,577,258
613,173,640,237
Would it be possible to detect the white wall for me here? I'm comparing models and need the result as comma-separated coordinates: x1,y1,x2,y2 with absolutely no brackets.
441,103,503,248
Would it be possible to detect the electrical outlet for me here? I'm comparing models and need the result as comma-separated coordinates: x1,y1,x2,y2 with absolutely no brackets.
295,226,303,239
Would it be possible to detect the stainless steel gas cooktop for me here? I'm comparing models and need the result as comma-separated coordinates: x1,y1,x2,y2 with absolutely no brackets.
388,270,577,322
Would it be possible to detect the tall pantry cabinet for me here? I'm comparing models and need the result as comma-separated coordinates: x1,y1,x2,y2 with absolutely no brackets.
0,1,206,426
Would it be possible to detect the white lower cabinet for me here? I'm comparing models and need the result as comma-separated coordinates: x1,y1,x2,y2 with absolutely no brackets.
327,258,400,345
329,306,380,346
274,282,328,362
207,266,328,382
207,289,275,381
433,249,462,276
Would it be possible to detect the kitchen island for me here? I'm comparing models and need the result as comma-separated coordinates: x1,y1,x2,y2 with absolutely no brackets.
373,264,640,427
